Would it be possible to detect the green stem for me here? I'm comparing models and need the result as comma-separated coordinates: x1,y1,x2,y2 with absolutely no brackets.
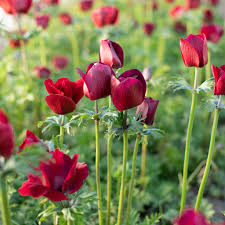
0,176,11,225
40,37,47,66
107,98,112,225
195,103,220,210
141,132,148,178
126,134,141,225
117,111,128,225
67,216,71,225
59,115,64,149
53,212,58,225
180,67,198,215
206,51,211,80
95,101,103,225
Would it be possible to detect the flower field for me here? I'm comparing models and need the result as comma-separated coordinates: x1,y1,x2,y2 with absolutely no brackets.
0,0,224,224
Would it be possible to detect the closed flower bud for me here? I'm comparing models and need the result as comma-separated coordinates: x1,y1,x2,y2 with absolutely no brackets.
210,0,219,5
203,9,214,24
111,69,146,111
211,64,225,95
180,34,208,68
35,15,50,29
52,56,68,70
142,67,152,81
99,40,124,69
18,130,41,153
34,66,51,78
0,110,14,158
200,24,224,44
76,62,114,100
19,149,88,202
0,0,32,14
143,23,155,36
169,5,187,19
44,0,59,5
165,0,174,3
9,30,28,49
91,6,119,28
79,0,93,11
186,0,200,9
136,97,159,126
59,13,72,25
44,78,84,114
174,21,187,33
152,1,158,10
173,208,210,225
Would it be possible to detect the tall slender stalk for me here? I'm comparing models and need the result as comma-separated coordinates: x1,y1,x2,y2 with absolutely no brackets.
0,175,11,225
59,115,65,149
206,51,211,80
195,96,221,210
117,111,128,225
126,134,141,225
53,213,58,225
107,98,112,225
141,127,148,179
180,67,198,214
95,101,103,225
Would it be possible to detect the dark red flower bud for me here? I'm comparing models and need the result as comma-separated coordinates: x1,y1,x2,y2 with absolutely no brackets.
34,66,51,79
173,208,210,225
211,64,225,95
76,62,114,101
99,40,124,69
203,9,214,24
9,30,28,49
143,23,155,36
18,130,40,154
169,5,187,19
18,149,88,201
52,56,68,70
136,97,159,126
210,0,219,5
152,1,158,10
174,21,187,33
180,34,208,68
35,15,50,29
0,0,32,14
0,110,14,158
91,6,119,28
200,24,224,44
59,13,72,25
186,0,200,9
44,78,84,114
43,0,59,5
79,0,93,11
111,69,146,111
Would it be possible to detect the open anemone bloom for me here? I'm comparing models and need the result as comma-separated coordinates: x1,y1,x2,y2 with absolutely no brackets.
203,9,214,24
211,64,225,95
18,149,88,202
76,62,114,101
79,0,93,11
44,78,84,115
186,0,200,9
136,97,159,126
0,0,32,14
59,13,72,25
34,66,51,79
111,69,146,111
35,15,51,30
18,130,41,154
0,110,14,158
180,34,208,68
99,40,124,69
91,6,119,28
173,209,210,225
52,56,68,70
200,24,224,44
169,5,187,19
143,23,155,36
